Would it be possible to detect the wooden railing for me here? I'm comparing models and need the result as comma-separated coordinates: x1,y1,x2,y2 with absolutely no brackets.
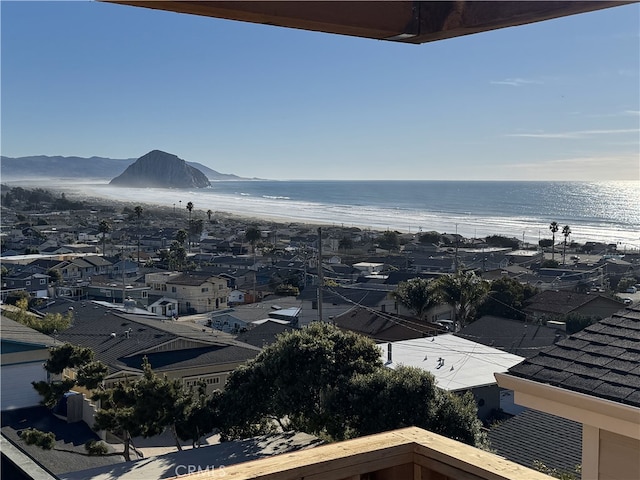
168,427,552,480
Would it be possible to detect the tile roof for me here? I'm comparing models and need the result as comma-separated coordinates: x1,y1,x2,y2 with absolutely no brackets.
508,306,640,407
488,409,582,479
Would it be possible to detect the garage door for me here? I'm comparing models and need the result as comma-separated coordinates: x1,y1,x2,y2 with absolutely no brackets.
1,363,47,411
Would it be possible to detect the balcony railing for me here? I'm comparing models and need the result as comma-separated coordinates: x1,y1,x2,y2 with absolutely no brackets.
169,426,552,480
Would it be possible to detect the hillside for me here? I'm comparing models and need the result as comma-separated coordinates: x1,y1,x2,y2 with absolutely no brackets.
110,150,211,188
0,154,245,182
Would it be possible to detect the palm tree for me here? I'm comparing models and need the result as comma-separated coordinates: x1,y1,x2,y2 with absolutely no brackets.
98,219,111,256
549,221,559,262
562,225,571,265
245,226,261,254
206,209,213,222
186,202,194,252
432,270,489,330
134,205,143,264
391,278,438,321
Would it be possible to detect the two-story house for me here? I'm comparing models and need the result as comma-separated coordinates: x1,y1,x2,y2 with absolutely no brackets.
145,271,229,314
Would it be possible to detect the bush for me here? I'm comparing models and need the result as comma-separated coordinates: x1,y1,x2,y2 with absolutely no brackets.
275,284,300,296
20,428,55,450
541,259,559,268
485,235,519,249
85,439,109,456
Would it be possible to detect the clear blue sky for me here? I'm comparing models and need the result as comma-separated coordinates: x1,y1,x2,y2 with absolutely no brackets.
2,1,639,181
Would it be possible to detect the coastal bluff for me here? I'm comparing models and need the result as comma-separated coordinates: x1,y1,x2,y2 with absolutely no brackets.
109,150,211,188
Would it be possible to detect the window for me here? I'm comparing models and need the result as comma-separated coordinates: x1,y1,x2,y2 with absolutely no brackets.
201,287,209,292
40,279,46,285
26,280,31,286
171,286,176,293
142,291,148,298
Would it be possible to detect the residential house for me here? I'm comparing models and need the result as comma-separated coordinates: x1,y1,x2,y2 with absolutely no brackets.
146,296,178,318
496,306,640,480
145,271,230,314
523,290,626,322
85,280,150,307
41,300,260,393
456,316,566,359
334,306,444,342
3,272,50,298
380,335,525,421
235,319,297,348
0,316,56,410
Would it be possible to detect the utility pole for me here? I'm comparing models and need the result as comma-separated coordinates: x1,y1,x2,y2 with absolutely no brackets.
317,227,323,322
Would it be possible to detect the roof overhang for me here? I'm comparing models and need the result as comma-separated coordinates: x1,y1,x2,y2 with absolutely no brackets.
102,1,635,44
495,372,640,440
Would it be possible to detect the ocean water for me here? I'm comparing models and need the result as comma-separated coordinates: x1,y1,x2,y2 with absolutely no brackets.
74,180,640,249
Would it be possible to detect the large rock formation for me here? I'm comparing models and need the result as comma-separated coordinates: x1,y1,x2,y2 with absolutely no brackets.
109,150,211,188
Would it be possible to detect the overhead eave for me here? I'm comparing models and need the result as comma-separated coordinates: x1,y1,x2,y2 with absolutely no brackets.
495,372,640,440
102,1,634,44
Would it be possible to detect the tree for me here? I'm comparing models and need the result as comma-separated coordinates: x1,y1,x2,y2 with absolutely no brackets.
338,236,353,251
93,357,190,460
134,205,143,263
175,229,188,246
189,219,204,245
477,276,538,320
391,278,438,321
186,202,193,251
168,240,187,271
99,219,111,255
418,231,442,245
562,225,571,265
218,322,381,440
3,301,73,335
244,226,261,254
46,268,62,286
206,209,213,222
378,231,399,251
175,380,221,448
485,235,519,249
218,323,487,448
431,270,489,329
549,221,559,262
32,344,107,408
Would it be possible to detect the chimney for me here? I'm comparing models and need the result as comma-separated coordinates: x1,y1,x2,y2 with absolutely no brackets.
387,343,392,363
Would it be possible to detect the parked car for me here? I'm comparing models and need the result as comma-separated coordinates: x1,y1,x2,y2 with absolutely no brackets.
623,298,633,305
626,286,637,294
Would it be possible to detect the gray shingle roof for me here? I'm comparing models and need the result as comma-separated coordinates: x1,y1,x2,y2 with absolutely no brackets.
0,316,57,347
509,306,640,407
44,300,258,375
488,409,581,479
235,321,296,348
456,316,565,358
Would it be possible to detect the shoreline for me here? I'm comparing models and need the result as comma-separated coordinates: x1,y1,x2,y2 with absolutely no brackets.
4,180,639,251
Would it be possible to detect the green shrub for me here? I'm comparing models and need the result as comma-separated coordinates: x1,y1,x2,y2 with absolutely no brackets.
85,439,109,456
20,428,55,450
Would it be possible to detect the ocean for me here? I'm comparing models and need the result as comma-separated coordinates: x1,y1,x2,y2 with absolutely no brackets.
74,180,639,249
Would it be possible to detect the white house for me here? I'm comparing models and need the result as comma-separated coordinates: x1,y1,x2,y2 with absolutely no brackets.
379,335,524,420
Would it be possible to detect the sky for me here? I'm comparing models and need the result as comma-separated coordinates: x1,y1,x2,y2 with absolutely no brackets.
1,1,639,181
